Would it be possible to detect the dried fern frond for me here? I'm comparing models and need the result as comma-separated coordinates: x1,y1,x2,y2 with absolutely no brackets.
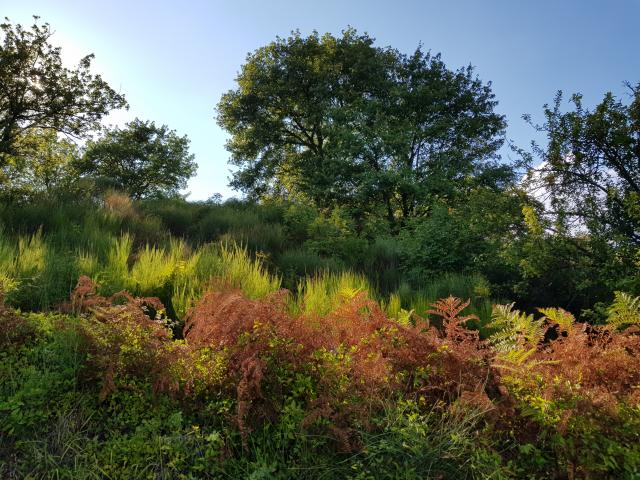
428,296,478,325
538,307,575,334
607,291,640,331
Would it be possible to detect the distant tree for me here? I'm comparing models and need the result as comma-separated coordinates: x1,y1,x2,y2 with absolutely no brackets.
509,84,640,311
77,119,197,199
0,17,127,168
0,128,80,198
521,83,640,249
217,29,508,228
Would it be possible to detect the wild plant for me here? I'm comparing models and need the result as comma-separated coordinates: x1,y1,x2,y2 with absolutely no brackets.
98,234,132,294
607,291,640,330
129,244,178,295
218,243,281,299
487,303,546,360
296,270,370,316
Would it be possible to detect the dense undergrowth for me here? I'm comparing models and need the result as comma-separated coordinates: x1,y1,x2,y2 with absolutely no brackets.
1,195,640,479
0,192,496,326
1,270,639,478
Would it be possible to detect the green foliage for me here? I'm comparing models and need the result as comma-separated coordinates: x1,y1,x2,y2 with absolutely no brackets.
521,85,640,253
401,204,481,276
0,231,17,294
538,306,575,334
607,291,640,330
296,270,370,316
217,29,507,227
76,118,197,199
3,18,640,479
129,242,182,296
487,303,546,355
99,233,133,293
0,313,84,438
218,243,281,299
511,85,640,314
276,248,344,290
0,16,127,163
406,273,494,327
282,203,318,243
350,401,508,480
1,128,81,200
304,209,368,264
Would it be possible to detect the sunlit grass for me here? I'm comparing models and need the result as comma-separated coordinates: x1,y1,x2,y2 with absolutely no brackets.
296,270,371,316
98,234,132,294
218,243,281,299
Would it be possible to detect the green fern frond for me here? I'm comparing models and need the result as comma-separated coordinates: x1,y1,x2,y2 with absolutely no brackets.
488,329,520,353
538,307,575,334
339,286,363,300
488,303,545,349
396,308,415,327
496,347,537,366
607,291,640,331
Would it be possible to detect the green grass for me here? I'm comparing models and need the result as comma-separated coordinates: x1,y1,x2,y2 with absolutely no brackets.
218,243,281,299
99,233,132,294
295,270,371,316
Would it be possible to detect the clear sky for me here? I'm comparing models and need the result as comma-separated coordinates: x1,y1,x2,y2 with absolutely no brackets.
3,0,639,200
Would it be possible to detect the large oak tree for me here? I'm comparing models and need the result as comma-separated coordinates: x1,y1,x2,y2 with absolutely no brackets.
217,29,508,228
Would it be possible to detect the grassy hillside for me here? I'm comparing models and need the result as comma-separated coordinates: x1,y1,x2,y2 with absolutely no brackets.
1,195,640,479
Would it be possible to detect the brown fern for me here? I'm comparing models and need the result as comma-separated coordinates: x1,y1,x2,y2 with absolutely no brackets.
428,296,478,326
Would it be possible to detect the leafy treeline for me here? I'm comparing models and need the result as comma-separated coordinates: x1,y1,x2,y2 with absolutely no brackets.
0,17,195,201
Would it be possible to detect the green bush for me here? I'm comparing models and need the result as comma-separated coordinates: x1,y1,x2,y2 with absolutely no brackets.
350,401,508,480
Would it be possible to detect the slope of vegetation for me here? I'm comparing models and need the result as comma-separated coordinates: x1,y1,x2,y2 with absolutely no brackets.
1,233,639,478
1,17,639,480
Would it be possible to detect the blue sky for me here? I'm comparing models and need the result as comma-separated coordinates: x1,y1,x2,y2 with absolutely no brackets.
4,0,640,200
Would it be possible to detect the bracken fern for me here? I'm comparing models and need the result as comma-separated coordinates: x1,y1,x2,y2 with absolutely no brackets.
607,291,640,331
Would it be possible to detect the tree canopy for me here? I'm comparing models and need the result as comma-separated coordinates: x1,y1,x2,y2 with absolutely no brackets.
76,119,197,199
0,128,80,198
0,17,127,168
522,83,640,250
217,29,509,228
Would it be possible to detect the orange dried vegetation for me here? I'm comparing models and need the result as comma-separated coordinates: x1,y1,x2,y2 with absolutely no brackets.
183,286,496,449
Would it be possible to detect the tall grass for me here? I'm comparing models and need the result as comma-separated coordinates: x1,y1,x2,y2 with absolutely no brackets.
75,250,100,279
1,195,502,330
0,229,17,294
14,230,46,278
218,243,281,299
7,230,47,308
98,234,132,294
296,270,371,316
171,243,281,321
129,245,178,295
171,249,204,320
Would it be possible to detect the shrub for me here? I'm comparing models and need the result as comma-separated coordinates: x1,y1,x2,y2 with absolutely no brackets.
351,400,507,480
488,296,640,478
